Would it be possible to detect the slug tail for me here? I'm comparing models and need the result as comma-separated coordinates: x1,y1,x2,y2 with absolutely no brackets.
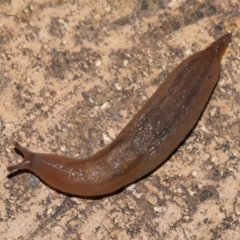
8,142,35,172
210,32,232,59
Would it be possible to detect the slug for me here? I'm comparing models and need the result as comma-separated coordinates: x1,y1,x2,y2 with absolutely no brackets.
8,33,232,196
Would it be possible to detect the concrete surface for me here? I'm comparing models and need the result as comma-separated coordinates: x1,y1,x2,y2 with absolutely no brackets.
0,0,240,239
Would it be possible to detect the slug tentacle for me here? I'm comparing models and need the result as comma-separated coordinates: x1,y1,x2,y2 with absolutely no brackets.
7,33,232,196
8,142,36,172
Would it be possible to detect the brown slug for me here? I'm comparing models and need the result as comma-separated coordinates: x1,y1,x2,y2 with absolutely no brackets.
8,33,232,196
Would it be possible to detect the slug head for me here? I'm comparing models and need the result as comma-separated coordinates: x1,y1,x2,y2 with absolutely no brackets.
8,142,36,172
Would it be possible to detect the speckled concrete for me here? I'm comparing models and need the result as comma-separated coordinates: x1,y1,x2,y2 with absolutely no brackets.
1,0,240,239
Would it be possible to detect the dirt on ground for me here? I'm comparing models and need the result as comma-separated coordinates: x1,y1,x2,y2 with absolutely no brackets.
0,0,240,239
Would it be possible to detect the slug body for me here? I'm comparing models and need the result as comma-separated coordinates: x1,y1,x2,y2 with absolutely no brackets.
8,33,232,196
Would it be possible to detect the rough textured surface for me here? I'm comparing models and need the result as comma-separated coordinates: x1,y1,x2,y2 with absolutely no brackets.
0,0,239,239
